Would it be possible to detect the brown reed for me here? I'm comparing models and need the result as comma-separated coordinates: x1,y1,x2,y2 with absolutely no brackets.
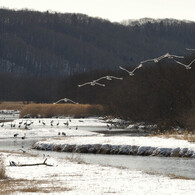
20,103,105,118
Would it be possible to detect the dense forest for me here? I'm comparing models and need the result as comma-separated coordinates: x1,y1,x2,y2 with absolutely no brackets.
0,9,195,77
0,9,195,129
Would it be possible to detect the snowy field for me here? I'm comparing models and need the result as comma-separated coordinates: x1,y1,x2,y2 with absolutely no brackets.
0,111,195,194
0,110,20,121
1,152,195,195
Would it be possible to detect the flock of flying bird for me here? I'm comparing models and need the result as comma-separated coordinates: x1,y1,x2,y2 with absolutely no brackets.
54,48,195,104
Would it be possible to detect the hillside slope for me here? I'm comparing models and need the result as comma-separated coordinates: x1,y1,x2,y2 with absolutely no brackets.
0,9,195,77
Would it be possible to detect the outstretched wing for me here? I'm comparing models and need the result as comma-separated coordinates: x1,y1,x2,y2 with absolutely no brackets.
141,58,155,64
95,76,107,82
53,98,65,104
131,64,142,73
94,82,105,87
66,98,78,104
189,59,195,66
174,60,187,67
169,54,184,59
119,66,130,73
78,82,91,87
109,76,123,80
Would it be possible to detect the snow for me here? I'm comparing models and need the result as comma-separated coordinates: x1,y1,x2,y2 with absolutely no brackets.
0,110,20,121
35,136,195,152
121,18,193,27
0,118,105,139
0,113,195,194
1,152,195,195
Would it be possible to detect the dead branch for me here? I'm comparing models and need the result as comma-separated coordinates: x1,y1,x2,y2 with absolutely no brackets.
9,158,53,167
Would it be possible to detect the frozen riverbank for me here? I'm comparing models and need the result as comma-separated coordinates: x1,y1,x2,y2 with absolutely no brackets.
1,152,195,195
34,136,195,158
1,115,195,194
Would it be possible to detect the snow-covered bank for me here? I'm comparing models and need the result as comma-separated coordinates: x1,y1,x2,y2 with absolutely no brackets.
0,110,20,121
1,152,195,195
0,117,107,139
34,136,195,158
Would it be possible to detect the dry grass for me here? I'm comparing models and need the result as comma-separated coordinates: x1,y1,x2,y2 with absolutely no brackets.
0,179,71,194
0,157,7,180
167,174,195,180
0,101,26,110
66,154,89,165
145,171,195,180
20,103,105,118
151,130,195,142
0,102,105,118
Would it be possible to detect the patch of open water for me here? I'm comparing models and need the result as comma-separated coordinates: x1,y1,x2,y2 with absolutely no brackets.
0,137,194,179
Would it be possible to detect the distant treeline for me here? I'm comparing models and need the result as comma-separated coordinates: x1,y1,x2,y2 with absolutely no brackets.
0,55,195,129
0,9,195,129
0,9,195,77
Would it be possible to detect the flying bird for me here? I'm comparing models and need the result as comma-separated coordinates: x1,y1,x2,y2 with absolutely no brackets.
54,98,78,104
166,53,184,59
141,53,184,64
119,64,142,76
95,75,123,82
174,59,195,70
78,80,105,87
141,54,168,64
186,48,195,51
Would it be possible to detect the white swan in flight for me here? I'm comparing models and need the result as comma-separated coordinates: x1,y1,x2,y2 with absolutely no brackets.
53,98,79,104
174,59,195,70
141,53,184,64
78,80,105,87
141,53,169,64
119,64,142,76
95,75,123,81
186,48,195,51
166,53,184,59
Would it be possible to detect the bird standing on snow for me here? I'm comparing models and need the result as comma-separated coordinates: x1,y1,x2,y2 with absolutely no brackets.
56,121,60,127
21,133,26,139
18,149,26,153
14,133,19,138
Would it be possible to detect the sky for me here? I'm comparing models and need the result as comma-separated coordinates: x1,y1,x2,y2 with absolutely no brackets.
0,0,195,22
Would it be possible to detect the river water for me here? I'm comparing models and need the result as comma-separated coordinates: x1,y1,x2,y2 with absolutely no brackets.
0,137,195,179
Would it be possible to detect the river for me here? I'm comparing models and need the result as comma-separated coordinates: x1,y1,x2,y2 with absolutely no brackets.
0,136,194,179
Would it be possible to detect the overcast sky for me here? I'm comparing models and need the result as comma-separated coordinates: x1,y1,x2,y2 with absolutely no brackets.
0,0,195,22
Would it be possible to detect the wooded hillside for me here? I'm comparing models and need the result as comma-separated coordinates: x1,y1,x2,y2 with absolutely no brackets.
0,9,195,77
0,9,195,129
